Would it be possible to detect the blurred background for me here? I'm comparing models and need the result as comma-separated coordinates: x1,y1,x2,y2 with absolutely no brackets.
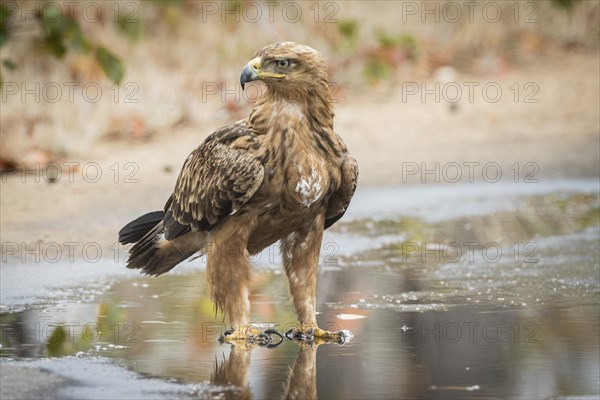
0,0,598,182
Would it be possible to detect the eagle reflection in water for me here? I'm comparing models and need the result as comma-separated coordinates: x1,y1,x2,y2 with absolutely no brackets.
212,341,319,400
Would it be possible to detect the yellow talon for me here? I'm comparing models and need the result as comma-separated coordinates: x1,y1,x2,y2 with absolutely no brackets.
285,325,353,344
219,325,284,348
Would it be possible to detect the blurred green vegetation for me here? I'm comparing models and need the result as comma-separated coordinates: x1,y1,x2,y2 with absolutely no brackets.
1,0,124,86
0,1,125,85
364,31,419,84
552,0,578,10
0,0,593,89
0,0,597,160
336,19,359,50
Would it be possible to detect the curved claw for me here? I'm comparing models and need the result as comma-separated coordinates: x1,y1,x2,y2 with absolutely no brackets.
285,327,353,345
262,328,284,348
218,327,284,348
337,330,353,345
285,328,307,341
217,329,235,343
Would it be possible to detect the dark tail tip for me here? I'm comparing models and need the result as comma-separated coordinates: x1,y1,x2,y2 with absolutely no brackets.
119,211,165,244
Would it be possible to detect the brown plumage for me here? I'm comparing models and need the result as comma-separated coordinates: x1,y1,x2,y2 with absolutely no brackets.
119,42,358,342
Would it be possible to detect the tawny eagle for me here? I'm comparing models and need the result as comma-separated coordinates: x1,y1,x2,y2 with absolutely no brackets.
119,42,358,343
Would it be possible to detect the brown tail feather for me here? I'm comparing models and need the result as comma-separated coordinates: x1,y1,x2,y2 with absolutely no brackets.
121,213,206,276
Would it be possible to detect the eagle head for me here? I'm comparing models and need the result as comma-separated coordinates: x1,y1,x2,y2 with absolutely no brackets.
240,42,328,94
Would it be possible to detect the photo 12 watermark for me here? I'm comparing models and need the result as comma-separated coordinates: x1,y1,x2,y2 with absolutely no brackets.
401,162,540,183
399,241,540,264
0,240,341,265
200,81,341,104
401,82,540,104
1,161,140,184
400,321,540,343
0,321,139,346
198,1,340,24
1,82,140,104
1,1,139,24
399,1,539,24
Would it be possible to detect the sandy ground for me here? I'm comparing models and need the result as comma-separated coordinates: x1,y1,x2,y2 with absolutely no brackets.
1,53,599,257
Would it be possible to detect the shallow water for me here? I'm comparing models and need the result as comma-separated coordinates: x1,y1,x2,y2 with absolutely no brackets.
1,183,599,399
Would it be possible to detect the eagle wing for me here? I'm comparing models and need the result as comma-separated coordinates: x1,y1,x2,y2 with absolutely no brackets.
325,153,359,230
163,122,264,240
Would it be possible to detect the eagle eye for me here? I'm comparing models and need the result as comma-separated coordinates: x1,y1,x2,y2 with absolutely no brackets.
276,59,290,68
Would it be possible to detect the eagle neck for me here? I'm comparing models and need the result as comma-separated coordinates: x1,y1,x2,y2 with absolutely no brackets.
249,84,334,135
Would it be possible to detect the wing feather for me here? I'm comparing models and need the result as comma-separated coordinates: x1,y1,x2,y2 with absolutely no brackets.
163,123,264,239
325,154,358,230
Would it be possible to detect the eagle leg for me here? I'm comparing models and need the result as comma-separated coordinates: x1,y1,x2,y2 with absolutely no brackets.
208,223,284,347
207,232,252,334
281,216,352,344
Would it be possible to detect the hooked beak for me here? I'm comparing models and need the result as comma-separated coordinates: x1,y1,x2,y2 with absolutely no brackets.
240,57,261,90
